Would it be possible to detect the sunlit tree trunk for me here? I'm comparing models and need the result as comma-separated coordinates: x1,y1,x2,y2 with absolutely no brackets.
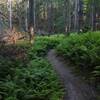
74,0,79,32
7,0,13,30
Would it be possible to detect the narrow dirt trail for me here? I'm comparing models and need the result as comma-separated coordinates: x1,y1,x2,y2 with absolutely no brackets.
47,50,97,100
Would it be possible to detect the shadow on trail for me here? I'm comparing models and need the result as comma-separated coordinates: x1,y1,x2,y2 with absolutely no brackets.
47,50,97,100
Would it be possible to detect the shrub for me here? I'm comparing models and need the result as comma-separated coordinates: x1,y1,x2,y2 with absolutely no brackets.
56,32,100,84
0,58,63,100
0,36,63,100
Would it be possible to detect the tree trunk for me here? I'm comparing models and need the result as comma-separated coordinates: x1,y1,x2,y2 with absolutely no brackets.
29,0,36,29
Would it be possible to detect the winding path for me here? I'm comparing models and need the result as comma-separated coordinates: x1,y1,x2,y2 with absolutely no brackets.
47,50,97,100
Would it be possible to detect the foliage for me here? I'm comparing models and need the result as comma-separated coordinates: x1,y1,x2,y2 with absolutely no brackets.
56,32,100,85
0,36,64,100
0,58,62,100
28,35,65,59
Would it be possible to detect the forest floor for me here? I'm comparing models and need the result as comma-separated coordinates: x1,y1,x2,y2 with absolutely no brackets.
47,49,97,100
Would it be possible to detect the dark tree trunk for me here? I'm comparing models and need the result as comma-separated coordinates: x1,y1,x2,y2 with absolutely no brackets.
47,0,53,34
29,0,33,27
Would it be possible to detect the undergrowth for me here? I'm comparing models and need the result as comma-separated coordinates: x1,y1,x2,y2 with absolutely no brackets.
0,35,64,100
56,32,100,91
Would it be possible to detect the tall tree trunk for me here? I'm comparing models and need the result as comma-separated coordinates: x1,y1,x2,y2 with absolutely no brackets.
0,13,2,33
25,1,28,32
78,0,84,31
29,0,36,30
91,0,95,31
47,0,53,34
67,0,71,33
74,0,79,32
63,0,67,33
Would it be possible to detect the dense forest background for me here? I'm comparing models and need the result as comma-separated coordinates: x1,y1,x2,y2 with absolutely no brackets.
0,0,100,100
0,0,100,35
